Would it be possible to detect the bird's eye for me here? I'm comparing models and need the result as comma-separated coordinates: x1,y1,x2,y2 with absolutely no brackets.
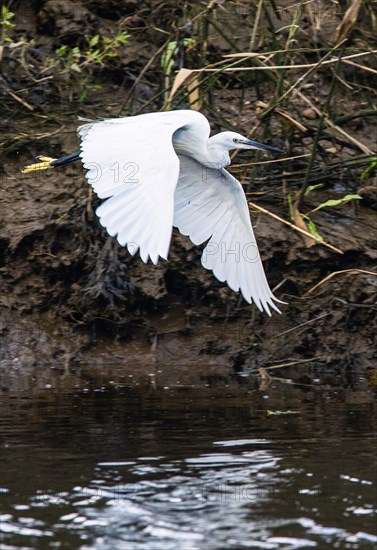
232,138,238,143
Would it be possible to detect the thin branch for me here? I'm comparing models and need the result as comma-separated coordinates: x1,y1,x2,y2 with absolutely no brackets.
296,90,374,155
305,269,377,295
273,313,332,338
221,49,377,66
248,201,343,254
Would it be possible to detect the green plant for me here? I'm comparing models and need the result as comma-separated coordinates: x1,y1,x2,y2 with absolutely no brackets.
360,157,377,181
56,32,129,72
54,31,129,101
301,190,362,242
0,6,15,44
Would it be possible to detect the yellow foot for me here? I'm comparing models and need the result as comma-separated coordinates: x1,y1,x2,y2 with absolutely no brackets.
22,156,57,173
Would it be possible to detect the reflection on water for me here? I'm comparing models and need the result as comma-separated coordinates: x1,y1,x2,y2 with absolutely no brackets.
0,361,376,549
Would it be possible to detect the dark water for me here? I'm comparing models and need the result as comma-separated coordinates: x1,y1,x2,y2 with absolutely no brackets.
1,358,376,550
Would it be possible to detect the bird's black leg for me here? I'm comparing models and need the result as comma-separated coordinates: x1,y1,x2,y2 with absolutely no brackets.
22,151,81,173
50,151,81,167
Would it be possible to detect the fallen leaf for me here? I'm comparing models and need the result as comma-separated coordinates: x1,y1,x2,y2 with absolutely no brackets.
167,68,194,106
334,0,362,47
292,204,316,248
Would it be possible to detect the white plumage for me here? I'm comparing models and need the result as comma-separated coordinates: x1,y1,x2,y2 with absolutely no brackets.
78,109,284,314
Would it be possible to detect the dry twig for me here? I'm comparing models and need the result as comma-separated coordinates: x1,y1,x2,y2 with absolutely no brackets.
305,269,377,295
248,201,343,254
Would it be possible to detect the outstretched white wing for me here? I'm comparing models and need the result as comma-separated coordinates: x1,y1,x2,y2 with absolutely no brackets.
79,110,210,264
173,155,281,314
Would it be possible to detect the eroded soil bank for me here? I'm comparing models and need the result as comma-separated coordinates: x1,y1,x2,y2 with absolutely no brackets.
1,1,376,388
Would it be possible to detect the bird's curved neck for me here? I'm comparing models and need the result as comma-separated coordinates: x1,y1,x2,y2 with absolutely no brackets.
206,137,231,168
172,127,230,169
186,137,230,169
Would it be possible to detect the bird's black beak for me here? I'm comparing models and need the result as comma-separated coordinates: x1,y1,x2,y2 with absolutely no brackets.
242,139,285,154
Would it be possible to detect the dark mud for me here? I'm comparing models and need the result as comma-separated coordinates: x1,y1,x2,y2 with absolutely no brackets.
1,0,376,385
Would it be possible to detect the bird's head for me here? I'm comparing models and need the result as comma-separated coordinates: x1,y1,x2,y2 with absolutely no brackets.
215,131,284,154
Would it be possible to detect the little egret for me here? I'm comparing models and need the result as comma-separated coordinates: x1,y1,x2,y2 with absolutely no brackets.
23,109,284,314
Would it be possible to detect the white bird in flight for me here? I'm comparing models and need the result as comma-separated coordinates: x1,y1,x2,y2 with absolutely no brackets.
22,110,285,314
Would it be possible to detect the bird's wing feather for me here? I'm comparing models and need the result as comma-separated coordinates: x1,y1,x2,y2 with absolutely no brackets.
79,111,208,264
173,155,281,314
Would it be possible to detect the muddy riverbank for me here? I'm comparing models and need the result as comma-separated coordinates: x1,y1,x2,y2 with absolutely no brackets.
1,0,376,381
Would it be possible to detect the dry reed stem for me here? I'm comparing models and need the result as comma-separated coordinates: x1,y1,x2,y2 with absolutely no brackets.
265,357,321,370
342,59,377,75
295,90,374,155
305,269,377,295
256,100,307,132
273,312,332,339
248,201,343,254
221,50,377,67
